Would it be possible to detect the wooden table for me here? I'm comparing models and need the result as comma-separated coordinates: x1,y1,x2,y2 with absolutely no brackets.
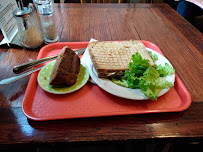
0,3,202,150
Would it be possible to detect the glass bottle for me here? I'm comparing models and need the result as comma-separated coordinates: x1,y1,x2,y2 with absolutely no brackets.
34,0,59,44
13,6,43,49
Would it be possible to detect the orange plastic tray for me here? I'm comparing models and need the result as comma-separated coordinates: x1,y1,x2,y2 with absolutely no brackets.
22,41,191,121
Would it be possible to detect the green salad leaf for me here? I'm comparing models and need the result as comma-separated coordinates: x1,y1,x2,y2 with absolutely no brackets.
111,52,175,100
137,66,173,100
128,53,150,77
149,51,158,61
155,63,175,77
111,77,128,88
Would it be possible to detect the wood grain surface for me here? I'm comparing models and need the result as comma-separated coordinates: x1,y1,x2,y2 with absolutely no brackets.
0,102,202,145
0,3,202,145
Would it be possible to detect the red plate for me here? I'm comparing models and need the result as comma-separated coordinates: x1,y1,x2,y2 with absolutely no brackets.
22,41,191,121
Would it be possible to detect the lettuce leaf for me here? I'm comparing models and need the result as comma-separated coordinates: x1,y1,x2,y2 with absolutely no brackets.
137,66,173,100
111,52,175,100
111,78,128,88
128,52,150,77
155,63,175,77
149,51,158,61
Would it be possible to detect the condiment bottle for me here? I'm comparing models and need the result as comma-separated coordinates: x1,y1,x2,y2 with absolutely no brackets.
13,6,43,49
28,3,42,32
34,0,59,44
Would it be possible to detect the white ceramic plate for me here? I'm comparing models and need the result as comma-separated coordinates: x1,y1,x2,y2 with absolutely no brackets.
89,48,175,100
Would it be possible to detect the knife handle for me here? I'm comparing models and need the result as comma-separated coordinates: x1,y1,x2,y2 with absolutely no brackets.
13,55,58,74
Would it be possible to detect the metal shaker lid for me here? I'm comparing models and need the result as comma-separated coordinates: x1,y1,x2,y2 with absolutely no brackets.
13,7,33,18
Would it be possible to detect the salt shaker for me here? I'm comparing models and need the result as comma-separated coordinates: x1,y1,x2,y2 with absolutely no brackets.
13,6,43,49
28,3,42,32
34,0,59,44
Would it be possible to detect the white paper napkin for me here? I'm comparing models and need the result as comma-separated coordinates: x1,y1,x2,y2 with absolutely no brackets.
81,38,98,84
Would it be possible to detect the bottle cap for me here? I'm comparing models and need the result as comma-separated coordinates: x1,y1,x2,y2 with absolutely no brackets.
13,7,33,18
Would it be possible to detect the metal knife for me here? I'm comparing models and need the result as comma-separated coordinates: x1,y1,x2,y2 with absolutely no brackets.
13,47,86,74
0,67,43,85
